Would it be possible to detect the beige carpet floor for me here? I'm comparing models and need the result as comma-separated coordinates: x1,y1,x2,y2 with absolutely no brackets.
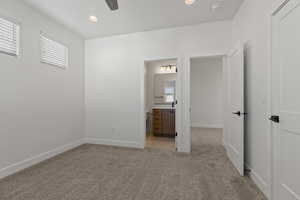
0,128,267,200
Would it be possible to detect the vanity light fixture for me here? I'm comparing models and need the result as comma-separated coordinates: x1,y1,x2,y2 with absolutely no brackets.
185,0,196,5
160,65,177,73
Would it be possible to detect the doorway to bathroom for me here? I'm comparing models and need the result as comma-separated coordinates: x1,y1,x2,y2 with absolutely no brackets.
144,58,178,151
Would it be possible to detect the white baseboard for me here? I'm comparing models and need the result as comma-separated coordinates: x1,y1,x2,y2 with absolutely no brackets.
85,138,144,149
0,138,143,180
222,138,227,147
191,122,223,129
0,139,84,179
245,164,270,199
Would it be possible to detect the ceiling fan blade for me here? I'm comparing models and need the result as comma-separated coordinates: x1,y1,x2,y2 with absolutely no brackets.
105,0,119,10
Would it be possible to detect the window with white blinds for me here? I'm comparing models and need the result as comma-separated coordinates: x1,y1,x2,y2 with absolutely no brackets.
0,17,20,56
40,33,68,68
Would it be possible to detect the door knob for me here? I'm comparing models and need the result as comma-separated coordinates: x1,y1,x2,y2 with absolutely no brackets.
269,115,280,123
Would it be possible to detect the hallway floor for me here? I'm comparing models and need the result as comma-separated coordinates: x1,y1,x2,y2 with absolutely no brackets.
0,129,266,200
145,135,175,151
191,127,223,150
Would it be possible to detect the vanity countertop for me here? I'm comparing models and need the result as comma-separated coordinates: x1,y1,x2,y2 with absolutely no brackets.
152,105,175,110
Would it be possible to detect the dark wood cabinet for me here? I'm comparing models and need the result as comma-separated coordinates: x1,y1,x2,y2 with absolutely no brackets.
152,109,175,137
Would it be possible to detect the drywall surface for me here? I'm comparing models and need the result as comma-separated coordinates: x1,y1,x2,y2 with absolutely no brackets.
85,21,231,152
231,0,276,197
0,0,85,177
190,57,223,128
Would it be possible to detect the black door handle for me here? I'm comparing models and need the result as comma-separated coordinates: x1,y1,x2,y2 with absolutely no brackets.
172,100,178,108
233,111,241,116
269,115,280,123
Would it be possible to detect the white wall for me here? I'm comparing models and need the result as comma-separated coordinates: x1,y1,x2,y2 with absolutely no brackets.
85,21,231,152
0,0,85,178
190,57,223,128
145,59,177,113
231,0,276,198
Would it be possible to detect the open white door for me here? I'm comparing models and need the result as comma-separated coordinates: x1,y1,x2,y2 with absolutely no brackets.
272,1,300,199
226,44,245,176
175,64,180,151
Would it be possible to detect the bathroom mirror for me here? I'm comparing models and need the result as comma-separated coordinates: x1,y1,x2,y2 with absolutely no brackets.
154,73,176,105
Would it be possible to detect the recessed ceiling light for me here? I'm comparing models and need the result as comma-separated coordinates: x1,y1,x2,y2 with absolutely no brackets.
89,16,98,23
185,0,196,5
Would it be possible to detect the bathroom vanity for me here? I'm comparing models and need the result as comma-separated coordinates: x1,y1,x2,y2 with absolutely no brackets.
152,107,175,137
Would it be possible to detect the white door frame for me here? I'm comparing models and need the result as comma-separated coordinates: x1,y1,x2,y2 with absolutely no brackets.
270,0,293,199
184,53,227,153
141,56,182,151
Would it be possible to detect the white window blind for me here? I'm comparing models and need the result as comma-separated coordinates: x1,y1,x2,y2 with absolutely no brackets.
0,17,19,56
164,80,176,103
40,33,68,68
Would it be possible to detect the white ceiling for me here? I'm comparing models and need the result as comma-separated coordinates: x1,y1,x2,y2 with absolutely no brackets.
23,0,243,39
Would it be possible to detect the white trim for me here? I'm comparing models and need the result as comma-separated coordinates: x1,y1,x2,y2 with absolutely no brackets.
141,61,146,149
246,164,270,199
85,138,144,149
176,56,184,152
269,1,291,199
222,56,229,148
186,53,226,60
250,169,270,199
0,139,84,179
191,123,223,129
0,138,143,180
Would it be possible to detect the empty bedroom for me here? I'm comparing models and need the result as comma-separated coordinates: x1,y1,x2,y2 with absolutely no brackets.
0,0,299,200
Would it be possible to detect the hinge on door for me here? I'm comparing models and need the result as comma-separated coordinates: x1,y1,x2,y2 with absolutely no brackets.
176,67,178,73
175,100,178,105
175,132,178,137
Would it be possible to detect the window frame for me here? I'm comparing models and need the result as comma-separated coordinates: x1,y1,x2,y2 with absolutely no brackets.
39,31,69,69
163,80,176,104
0,15,21,57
